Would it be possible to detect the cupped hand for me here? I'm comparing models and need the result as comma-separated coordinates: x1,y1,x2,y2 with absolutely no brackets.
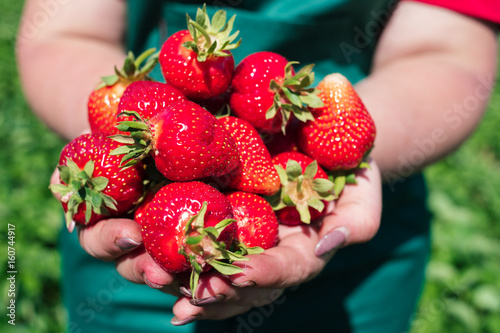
169,160,382,325
50,167,181,295
51,159,382,324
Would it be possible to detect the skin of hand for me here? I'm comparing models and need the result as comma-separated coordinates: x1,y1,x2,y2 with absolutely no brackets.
49,159,382,324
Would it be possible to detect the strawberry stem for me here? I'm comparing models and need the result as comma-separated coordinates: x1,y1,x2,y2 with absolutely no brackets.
266,62,324,134
96,48,159,90
181,201,249,299
183,5,241,62
267,159,336,224
50,160,118,225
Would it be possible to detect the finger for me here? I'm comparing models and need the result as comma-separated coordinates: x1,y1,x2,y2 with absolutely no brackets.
315,160,382,257
226,228,328,289
77,218,143,261
115,248,179,295
50,168,61,200
179,269,284,307
171,296,252,324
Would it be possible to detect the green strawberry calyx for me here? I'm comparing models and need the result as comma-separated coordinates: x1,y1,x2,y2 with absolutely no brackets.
109,111,154,168
179,202,250,299
266,159,336,224
329,153,372,197
267,62,324,134
183,4,241,62
96,48,159,90
49,160,117,227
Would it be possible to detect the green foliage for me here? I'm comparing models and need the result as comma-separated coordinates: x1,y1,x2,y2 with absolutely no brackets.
0,1,66,332
411,60,500,332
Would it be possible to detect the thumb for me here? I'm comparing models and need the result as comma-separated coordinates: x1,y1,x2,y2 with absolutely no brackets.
314,160,382,257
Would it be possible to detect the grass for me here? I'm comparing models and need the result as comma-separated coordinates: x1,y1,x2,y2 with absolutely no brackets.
1,1,500,332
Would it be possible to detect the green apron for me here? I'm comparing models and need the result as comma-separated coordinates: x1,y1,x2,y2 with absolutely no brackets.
60,1,431,332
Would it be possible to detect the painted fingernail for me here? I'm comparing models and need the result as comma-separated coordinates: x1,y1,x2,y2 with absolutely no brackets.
231,280,256,288
143,274,164,289
315,227,348,257
171,315,198,326
116,237,141,251
180,286,192,297
67,220,76,233
190,293,225,306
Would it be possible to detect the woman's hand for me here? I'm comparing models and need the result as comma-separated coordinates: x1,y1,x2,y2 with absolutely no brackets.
169,160,382,325
51,159,381,324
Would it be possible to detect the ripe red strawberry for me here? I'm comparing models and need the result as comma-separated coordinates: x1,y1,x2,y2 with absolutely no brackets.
88,49,159,136
229,51,323,133
226,191,279,250
216,116,280,195
298,73,376,171
141,181,246,296
269,152,335,225
117,81,186,123
159,6,240,100
193,92,229,115
112,100,239,182
50,133,145,227
263,119,301,157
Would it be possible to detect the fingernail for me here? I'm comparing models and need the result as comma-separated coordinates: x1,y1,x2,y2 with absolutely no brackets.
143,274,164,289
67,220,76,233
116,237,141,251
180,286,192,297
315,227,348,257
231,280,256,288
171,315,198,326
190,293,225,306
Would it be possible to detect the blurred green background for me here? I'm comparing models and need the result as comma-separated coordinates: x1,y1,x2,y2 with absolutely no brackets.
1,1,500,332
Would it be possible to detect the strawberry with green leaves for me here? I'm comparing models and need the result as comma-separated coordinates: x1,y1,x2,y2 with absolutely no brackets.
141,181,248,297
88,49,159,136
112,100,239,182
217,116,280,195
226,191,279,250
268,152,336,225
298,73,376,171
229,51,323,134
159,5,240,100
50,133,145,229
117,81,186,124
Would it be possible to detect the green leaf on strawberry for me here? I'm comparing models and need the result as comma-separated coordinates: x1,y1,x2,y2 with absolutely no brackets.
184,4,241,62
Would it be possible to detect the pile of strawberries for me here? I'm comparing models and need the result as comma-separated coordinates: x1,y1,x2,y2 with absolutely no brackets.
51,6,376,295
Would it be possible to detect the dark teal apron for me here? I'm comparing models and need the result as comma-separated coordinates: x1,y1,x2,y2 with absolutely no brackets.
60,1,431,332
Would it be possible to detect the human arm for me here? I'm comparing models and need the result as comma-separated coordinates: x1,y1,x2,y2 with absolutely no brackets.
356,1,498,182
17,0,127,140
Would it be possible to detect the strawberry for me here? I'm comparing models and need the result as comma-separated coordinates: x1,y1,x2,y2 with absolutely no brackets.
159,5,240,100
216,116,280,196
268,152,335,225
298,73,376,171
117,81,186,123
263,118,301,157
229,51,323,133
193,92,229,115
141,181,247,296
226,191,279,250
133,190,154,226
88,49,159,136
111,100,239,182
50,133,145,228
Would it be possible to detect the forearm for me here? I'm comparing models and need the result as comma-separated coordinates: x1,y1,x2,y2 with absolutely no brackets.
18,39,125,140
16,0,126,141
354,1,498,181
357,53,497,180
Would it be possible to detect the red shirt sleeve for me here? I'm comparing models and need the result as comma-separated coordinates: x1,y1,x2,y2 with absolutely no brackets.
403,0,500,24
